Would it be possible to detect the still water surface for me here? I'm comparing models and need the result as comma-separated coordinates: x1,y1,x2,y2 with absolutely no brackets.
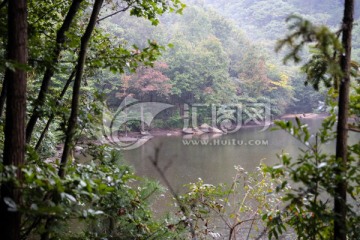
122,118,352,193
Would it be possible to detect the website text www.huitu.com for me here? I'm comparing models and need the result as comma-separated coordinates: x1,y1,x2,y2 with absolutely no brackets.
182,139,269,146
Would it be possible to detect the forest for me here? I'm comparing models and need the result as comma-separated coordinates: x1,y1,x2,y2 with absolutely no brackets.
0,0,359,239
102,0,360,120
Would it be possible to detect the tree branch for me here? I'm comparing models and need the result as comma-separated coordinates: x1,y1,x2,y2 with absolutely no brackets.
96,4,132,23
26,0,83,143
35,67,76,150
149,146,197,239
59,0,104,178
41,1,103,238
348,124,360,133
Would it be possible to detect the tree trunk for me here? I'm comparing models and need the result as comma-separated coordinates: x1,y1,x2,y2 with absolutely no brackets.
0,1,8,118
26,0,82,143
41,2,103,239
0,76,7,118
59,0,104,178
0,0,27,239
334,0,354,240
141,104,145,132
35,68,76,150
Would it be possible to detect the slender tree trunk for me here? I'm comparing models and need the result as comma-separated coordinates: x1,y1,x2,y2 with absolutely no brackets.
35,68,76,150
141,104,145,132
41,2,103,239
0,0,27,239
59,0,103,177
334,1,354,240
0,2,8,118
0,76,7,117
26,0,82,143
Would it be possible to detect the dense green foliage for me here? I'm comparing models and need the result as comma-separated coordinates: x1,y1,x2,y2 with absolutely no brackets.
66,6,288,134
1,148,178,239
100,0,359,120
263,6,360,239
0,0,190,238
265,105,360,239
104,5,296,120
0,0,359,239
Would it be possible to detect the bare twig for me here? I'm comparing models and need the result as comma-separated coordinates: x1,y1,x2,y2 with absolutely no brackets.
97,4,132,23
20,217,41,240
246,217,256,240
149,146,197,240
35,67,76,150
229,217,260,240
254,227,268,240
348,124,360,133
29,58,77,64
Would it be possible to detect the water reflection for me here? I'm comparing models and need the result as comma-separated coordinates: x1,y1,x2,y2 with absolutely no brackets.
122,118,351,193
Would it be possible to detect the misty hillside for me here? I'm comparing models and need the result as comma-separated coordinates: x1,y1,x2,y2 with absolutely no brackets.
201,0,358,36
102,0,360,115
197,0,360,59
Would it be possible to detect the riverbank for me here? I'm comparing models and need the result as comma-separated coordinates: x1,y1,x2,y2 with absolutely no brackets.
118,113,329,137
279,112,329,120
